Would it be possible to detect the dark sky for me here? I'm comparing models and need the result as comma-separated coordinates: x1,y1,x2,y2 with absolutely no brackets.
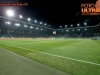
0,0,100,28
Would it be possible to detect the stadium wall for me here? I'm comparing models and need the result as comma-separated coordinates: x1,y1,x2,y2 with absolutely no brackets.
0,38,32,40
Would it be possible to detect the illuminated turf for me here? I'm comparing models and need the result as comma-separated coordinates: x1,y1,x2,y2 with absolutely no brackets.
0,39,100,75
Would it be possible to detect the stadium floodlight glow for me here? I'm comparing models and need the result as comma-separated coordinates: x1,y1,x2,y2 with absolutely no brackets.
19,15,22,18
49,25,50,26
84,23,87,25
6,9,14,17
65,25,67,27
41,28,43,30
28,18,31,21
36,27,38,29
15,23,20,26
35,20,37,23
7,22,11,25
24,25,28,27
60,26,62,28
30,26,34,28
84,28,87,30
44,23,46,25
40,22,42,24
71,25,73,27
5,22,8,24
66,30,69,31
77,23,80,26
5,22,11,24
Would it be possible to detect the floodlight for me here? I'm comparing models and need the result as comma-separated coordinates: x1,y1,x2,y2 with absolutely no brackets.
24,25,28,27
19,15,22,18
15,23,20,26
5,22,11,24
30,26,34,28
60,26,62,28
36,27,38,29
6,9,14,17
35,20,37,23
84,23,87,25
49,25,50,26
5,22,8,24
66,30,69,31
65,25,67,27
7,22,11,25
28,18,31,21
84,29,87,30
77,23,80,26
44,23,46,25
40,22,42,24
71,25,73,27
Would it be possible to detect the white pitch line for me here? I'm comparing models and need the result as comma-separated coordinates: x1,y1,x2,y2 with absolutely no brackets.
1,43,100,66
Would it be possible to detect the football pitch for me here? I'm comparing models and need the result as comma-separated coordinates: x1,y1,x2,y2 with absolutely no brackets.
0,39,100,75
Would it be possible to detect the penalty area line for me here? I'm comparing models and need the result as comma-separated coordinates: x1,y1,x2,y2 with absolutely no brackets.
0,43,100,66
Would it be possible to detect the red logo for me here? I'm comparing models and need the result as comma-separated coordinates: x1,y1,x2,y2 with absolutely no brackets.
95,0,100,9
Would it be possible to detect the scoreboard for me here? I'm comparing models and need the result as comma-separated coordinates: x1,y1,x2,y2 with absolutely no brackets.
53,31,56,34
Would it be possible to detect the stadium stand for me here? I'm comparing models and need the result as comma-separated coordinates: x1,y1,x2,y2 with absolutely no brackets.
0,16,100,39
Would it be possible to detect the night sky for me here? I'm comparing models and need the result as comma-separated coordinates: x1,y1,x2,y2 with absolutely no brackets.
0,0,99,28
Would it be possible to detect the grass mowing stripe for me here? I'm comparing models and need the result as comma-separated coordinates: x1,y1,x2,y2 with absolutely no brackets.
1,43,100,66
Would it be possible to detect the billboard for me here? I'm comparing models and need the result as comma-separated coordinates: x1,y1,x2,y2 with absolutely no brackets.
53,31,56,34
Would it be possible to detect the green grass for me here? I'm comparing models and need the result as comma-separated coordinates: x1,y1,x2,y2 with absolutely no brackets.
0,39,100,75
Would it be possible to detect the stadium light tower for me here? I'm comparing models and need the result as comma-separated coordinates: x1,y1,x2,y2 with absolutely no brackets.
19,15,22,18
28,18,31,21
6,9,14,17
